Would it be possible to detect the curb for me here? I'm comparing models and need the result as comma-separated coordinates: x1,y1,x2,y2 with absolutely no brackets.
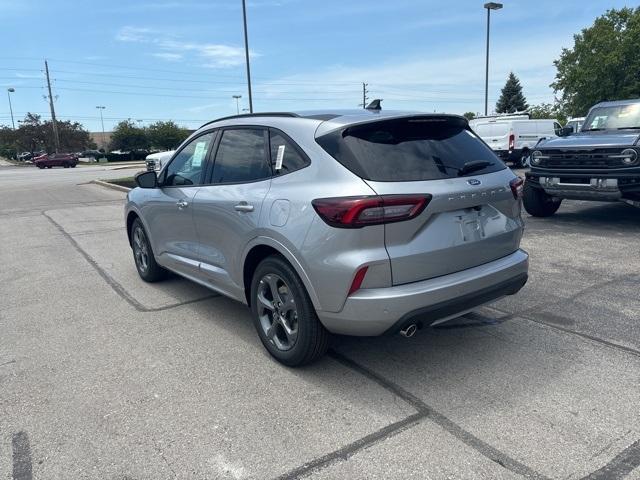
90,179,132,193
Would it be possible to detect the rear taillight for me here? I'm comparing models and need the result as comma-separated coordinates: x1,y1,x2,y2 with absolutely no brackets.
508,133,515,151
312,194,431,228
510,177,524,200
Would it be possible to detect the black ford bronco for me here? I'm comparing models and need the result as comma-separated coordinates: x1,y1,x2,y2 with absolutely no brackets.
524,99,640,216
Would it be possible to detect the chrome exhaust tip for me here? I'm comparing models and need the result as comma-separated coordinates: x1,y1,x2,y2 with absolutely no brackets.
399,324,417,338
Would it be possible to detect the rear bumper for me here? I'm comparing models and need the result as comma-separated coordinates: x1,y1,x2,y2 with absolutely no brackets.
317,249,529,336
493,149,521,162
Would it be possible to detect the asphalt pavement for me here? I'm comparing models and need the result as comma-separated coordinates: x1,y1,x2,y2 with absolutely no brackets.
1,164,639,479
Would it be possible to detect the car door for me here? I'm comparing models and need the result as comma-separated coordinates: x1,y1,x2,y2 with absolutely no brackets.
142,131,216,277
192,127,272,299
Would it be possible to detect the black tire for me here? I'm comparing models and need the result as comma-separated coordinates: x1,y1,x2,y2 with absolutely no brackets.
63,162,70,168
71,164,76,168
37,165,44,169
46,166,52,169
523,181,561,217
130,218,167,282
250,255,329,366
516,150,530,168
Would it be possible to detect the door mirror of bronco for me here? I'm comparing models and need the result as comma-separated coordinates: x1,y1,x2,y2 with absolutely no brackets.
559,126,574,137
135,170,158,189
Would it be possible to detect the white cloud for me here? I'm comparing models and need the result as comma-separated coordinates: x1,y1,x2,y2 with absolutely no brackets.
115,26,252,68
152,52,183,62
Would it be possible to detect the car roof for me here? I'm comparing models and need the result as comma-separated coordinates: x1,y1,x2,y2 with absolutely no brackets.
195,110,468,137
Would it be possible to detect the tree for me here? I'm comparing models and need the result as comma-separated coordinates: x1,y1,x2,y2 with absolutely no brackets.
528,103,567,125
0,125,17,159
14,113,48,154
147,121,190,150
109,120,150,152
44,119,93,152
463,112,476,120
10,113,93,154
551,7,640,117
496,72,528,114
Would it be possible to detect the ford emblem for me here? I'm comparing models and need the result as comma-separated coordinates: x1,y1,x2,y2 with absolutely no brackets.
467,179,482,186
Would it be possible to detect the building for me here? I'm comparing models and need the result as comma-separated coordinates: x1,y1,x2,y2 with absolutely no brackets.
89,131,112,150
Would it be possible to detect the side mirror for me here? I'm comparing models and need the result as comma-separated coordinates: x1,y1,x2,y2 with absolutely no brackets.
559,126,574,137
135,170,157,189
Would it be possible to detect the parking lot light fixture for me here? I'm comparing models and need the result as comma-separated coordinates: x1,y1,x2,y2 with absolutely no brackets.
7,88,15,129
484,2,503,116
232,95,242,115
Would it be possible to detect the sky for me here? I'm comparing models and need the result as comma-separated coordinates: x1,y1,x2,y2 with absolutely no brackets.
0,0,634,132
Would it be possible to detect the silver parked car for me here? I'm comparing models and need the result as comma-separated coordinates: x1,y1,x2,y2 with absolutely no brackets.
125,111,529,366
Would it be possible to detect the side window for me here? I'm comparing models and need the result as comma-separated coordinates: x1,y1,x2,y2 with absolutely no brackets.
211,129,270,184
554,122,562,135
269,130,310,175
163,132,214,187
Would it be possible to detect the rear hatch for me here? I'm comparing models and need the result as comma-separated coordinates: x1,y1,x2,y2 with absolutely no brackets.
317,115,523,285
474,122,511,151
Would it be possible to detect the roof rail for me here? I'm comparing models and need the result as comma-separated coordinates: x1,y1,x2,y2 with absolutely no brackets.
199,112,299,129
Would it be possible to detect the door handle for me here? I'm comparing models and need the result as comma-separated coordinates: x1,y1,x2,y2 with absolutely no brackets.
234,202,254,212
176,199,189,209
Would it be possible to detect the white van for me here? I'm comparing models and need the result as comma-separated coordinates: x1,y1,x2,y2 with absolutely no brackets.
470,118,562,167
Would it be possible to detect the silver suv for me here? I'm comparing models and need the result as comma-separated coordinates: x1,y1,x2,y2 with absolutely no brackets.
125,111,529,366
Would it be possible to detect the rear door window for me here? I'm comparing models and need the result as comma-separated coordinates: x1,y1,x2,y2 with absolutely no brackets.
317,116,505,182
268,130,310,175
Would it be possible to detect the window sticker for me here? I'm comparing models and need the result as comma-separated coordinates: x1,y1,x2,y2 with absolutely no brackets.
275,144,285,171
192,141,207,167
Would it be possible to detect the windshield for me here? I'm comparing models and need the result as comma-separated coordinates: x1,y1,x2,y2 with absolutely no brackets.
583,103,640,130
316,116,505,182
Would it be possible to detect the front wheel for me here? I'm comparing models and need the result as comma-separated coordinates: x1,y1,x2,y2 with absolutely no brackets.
130,218,167,282
523,182,562,217
251,256,329,366
516,151,530,168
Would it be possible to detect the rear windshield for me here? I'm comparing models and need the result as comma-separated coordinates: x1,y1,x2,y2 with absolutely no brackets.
317,116,505,182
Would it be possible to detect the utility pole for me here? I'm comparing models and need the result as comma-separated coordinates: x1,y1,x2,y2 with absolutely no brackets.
361,83,369,109
7,88,15,129
241,0,253,113
96,106,106,150
44,60,60,153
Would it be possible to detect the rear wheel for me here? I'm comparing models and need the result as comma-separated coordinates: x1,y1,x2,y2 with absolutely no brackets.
63,162,70,168
71,164,76,168
523,182,561,217
130,218,167,282
37,165,44,169
251,255,329,366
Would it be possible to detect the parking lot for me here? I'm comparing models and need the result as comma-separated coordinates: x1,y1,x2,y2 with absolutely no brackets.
1,164,639,479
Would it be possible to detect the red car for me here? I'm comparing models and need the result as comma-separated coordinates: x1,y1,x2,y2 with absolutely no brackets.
35,153,79,169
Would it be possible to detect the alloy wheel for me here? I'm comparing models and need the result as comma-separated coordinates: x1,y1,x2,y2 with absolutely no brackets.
132,226,150,273
256,274,299,351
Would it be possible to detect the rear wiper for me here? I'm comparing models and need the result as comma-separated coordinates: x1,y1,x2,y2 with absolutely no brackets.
583,128,605,131
617,126,640,130
457,160,494,176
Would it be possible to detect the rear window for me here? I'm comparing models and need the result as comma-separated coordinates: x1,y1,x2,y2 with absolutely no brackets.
317,116,505,182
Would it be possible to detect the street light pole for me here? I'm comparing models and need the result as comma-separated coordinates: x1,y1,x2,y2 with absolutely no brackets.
484,2,503,116
96,106,106,151
241,0,253,113
232,95,242,115
7,88,15,129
